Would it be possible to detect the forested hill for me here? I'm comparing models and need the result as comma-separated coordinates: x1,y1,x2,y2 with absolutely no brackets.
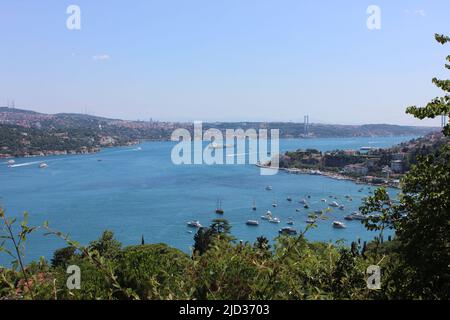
0,107,439,158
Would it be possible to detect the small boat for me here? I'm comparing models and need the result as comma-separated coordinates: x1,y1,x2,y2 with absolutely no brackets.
321,199,327,203
344,215,354,221
332,221,346,229
306,218,315,224
295,208,301,212
252,200,257,211
246,220,259,226
299,199,307,205
265,186,273,191
314,210,322,214
287,218,294,225
39,163,48,169
330,201,339,207
351,212,366,220
261,211,273,220
269,217,281,224
187,220,202,228
7,160,15,165
279,227,297,235
272,202,278,208
303,204,309,209
215,200,224,214
339,205,345,211
286,196,292,202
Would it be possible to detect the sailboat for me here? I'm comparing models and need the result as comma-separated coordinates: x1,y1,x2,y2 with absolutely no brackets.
252,199,257,211
215,199,224,214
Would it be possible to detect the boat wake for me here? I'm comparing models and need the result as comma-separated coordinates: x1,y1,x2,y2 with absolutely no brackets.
9,161,41,168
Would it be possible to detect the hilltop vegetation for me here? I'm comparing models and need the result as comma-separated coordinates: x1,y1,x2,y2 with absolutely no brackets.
0,107,438,158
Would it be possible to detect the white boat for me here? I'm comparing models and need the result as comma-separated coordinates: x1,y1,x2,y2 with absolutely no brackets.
332,221,346,229
299,199,307,204
187,220,202,228
265,186,273,191
7,160,15,165
295,208,301,212
321,199,327,203
306,218,315,224
272,202,278,208
344,215,354,221
269,217,281,224
351,212,366,220
246,220,259,226
339,205,345,210
287,218,294,226
261,211,273,220
314,210,322,214
330,201,339,207
39,163,48,169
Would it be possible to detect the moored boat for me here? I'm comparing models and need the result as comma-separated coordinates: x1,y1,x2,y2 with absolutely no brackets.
246,220,259,226
332,221,346,229
187,220,202,228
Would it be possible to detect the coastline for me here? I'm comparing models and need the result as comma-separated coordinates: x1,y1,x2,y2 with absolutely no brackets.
256,163,400,189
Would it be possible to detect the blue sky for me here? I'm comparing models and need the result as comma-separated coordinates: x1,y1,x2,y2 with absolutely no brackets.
0,0,449,125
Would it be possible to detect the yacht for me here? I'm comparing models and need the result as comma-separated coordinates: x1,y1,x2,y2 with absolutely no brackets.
187,220,202,228
252,200,257,211
321,198,327,203
344,215,354,221
269,217,281,224
215,200,224,214
332,221,346,229
330,201,339,207
279,227,297,235
246,220,259,226
261,211,273,220
7,160,15,165
351,212,366,220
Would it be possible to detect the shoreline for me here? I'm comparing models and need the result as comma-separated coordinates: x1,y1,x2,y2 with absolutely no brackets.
256,163,400,189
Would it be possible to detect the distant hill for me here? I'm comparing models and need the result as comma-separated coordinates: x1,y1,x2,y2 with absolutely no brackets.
0,107,440,158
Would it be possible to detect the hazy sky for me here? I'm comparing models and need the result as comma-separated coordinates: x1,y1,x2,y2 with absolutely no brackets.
0,0,449,125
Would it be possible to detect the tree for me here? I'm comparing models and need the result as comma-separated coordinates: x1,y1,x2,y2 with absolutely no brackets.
88,230,122,260
361,34,450,299
193,219,234,256
51,246,78,268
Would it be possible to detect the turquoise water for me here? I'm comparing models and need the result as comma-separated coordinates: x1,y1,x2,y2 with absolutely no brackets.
0,136,414,264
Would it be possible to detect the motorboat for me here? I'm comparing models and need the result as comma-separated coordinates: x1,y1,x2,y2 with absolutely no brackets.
303,204,309,209
286,218,294,226
187,220,202,228
306,218,315,224
344,215,354,221
330,201,339,207
351,212,366,220
246,220,259,226
261,211,273,220
286,197,292,202
269,217,281,224
321,199,327,203
339,205,345,211
7,160,15,165
332,221,346,229
299,199,307,204
279,227,297,235
265,186,273,191
39,163,48,169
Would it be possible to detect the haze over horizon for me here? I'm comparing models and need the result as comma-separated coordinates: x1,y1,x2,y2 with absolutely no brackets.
1,1,449,126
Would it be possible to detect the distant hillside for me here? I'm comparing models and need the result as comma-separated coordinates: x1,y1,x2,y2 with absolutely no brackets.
0,107,440,158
